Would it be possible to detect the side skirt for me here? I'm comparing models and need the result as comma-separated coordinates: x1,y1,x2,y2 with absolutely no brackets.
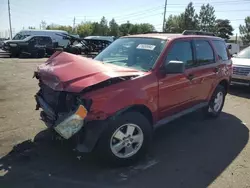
154,102,208,129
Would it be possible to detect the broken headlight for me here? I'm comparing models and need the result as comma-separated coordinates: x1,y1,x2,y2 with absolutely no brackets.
54,105,87,139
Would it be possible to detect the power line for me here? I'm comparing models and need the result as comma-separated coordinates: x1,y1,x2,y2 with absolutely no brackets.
166,0,250,5
118,13,163,24
8,0,250,21
114,5,164,19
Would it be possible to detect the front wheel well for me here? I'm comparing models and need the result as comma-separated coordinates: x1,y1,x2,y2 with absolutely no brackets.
119,105,153,126
218,79,229,94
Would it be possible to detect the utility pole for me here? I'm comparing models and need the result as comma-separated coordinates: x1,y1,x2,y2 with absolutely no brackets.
162,0,167,32
8,0,13,39
73,17,76,32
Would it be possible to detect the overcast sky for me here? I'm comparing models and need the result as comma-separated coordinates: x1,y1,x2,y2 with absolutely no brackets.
0,0,249,38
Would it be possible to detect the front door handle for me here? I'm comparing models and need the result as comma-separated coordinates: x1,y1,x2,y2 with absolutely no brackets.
187,74,195,80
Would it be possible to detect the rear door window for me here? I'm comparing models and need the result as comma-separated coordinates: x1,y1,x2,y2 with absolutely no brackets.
38,37,51,45
212,40,229,61
29,37,38,45
194,40,215,65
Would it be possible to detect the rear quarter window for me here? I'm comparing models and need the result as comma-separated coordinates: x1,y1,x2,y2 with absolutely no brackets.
212,40,229,61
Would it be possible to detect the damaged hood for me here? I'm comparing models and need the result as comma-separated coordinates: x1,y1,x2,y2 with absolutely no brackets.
37,52,144,92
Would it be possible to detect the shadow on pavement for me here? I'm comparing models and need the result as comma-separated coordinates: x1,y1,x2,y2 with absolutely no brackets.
229,85,250,99
0,112,249,188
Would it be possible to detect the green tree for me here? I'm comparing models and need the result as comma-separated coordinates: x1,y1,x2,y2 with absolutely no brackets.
99,16,109,35
46,24,73,33
77,22,93,37
40,20,47,30
215,19,233,39
128,23,155,34
109,18,120,36
164,14,184,33
138,23,155,33
119,21,133,36
183,2,199,30
130,24,140,34
199,4,216,32
91,22,102,35
239,16,250,45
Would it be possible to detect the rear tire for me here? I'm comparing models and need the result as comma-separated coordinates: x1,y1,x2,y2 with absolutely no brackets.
203,85,226,118
95,112,152,166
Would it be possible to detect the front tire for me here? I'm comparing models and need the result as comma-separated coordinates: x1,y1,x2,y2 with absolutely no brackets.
95,112,152,166
204,85,226,118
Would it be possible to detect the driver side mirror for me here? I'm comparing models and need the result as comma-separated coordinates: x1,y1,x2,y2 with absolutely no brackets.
162,60,185,74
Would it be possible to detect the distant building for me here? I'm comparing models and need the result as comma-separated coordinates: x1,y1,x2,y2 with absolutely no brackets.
228,36,243,47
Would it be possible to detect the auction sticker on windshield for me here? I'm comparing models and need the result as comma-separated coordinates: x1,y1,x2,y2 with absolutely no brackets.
137,44,156,50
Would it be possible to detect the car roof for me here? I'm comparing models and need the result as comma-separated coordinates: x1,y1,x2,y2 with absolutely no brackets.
122,33,223,40
20,29,68,33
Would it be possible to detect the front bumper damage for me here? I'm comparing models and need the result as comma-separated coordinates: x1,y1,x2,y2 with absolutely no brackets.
35,95,87,139
35,92,107,153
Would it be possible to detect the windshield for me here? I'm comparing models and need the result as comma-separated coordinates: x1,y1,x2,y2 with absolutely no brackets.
12,33,30,40
235,46,250,59
94,37,166,71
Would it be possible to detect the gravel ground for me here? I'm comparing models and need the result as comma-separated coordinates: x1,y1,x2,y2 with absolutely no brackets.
0,58,250,188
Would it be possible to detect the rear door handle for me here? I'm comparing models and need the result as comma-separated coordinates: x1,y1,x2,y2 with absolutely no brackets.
187,74,195,80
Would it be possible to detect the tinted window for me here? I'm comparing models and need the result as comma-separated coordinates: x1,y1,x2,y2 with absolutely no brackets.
166,41,194,68
194,40,214,64
39,37,51,45
212,40,229,60
29,37,38,44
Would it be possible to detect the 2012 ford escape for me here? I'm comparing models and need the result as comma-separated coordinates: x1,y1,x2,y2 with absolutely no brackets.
34,31,232,165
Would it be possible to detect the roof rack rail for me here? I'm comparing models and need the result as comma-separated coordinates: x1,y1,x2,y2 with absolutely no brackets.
182,30,215,36
143,31,169,34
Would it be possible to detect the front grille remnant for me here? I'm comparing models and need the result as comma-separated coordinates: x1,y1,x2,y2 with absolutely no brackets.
38,82,68,114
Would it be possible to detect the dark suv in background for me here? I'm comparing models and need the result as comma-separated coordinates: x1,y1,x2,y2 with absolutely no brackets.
2,35,55,58
34,30,232,165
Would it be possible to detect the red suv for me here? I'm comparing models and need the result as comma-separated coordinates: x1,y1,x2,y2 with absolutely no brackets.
34,31,232,165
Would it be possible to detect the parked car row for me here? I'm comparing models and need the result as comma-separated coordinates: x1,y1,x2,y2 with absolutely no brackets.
0,29,115,58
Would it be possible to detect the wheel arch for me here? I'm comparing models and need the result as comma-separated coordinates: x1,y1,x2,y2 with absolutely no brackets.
207,78,229,102
112,104,154,126
77,104,154,154
218,79,229,94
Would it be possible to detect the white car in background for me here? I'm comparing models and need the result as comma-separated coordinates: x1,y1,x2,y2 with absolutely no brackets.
231,46,250,86
227,43,240,55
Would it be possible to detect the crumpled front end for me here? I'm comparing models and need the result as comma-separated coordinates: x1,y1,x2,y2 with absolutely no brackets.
34,76,92,140
33,52,143,150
